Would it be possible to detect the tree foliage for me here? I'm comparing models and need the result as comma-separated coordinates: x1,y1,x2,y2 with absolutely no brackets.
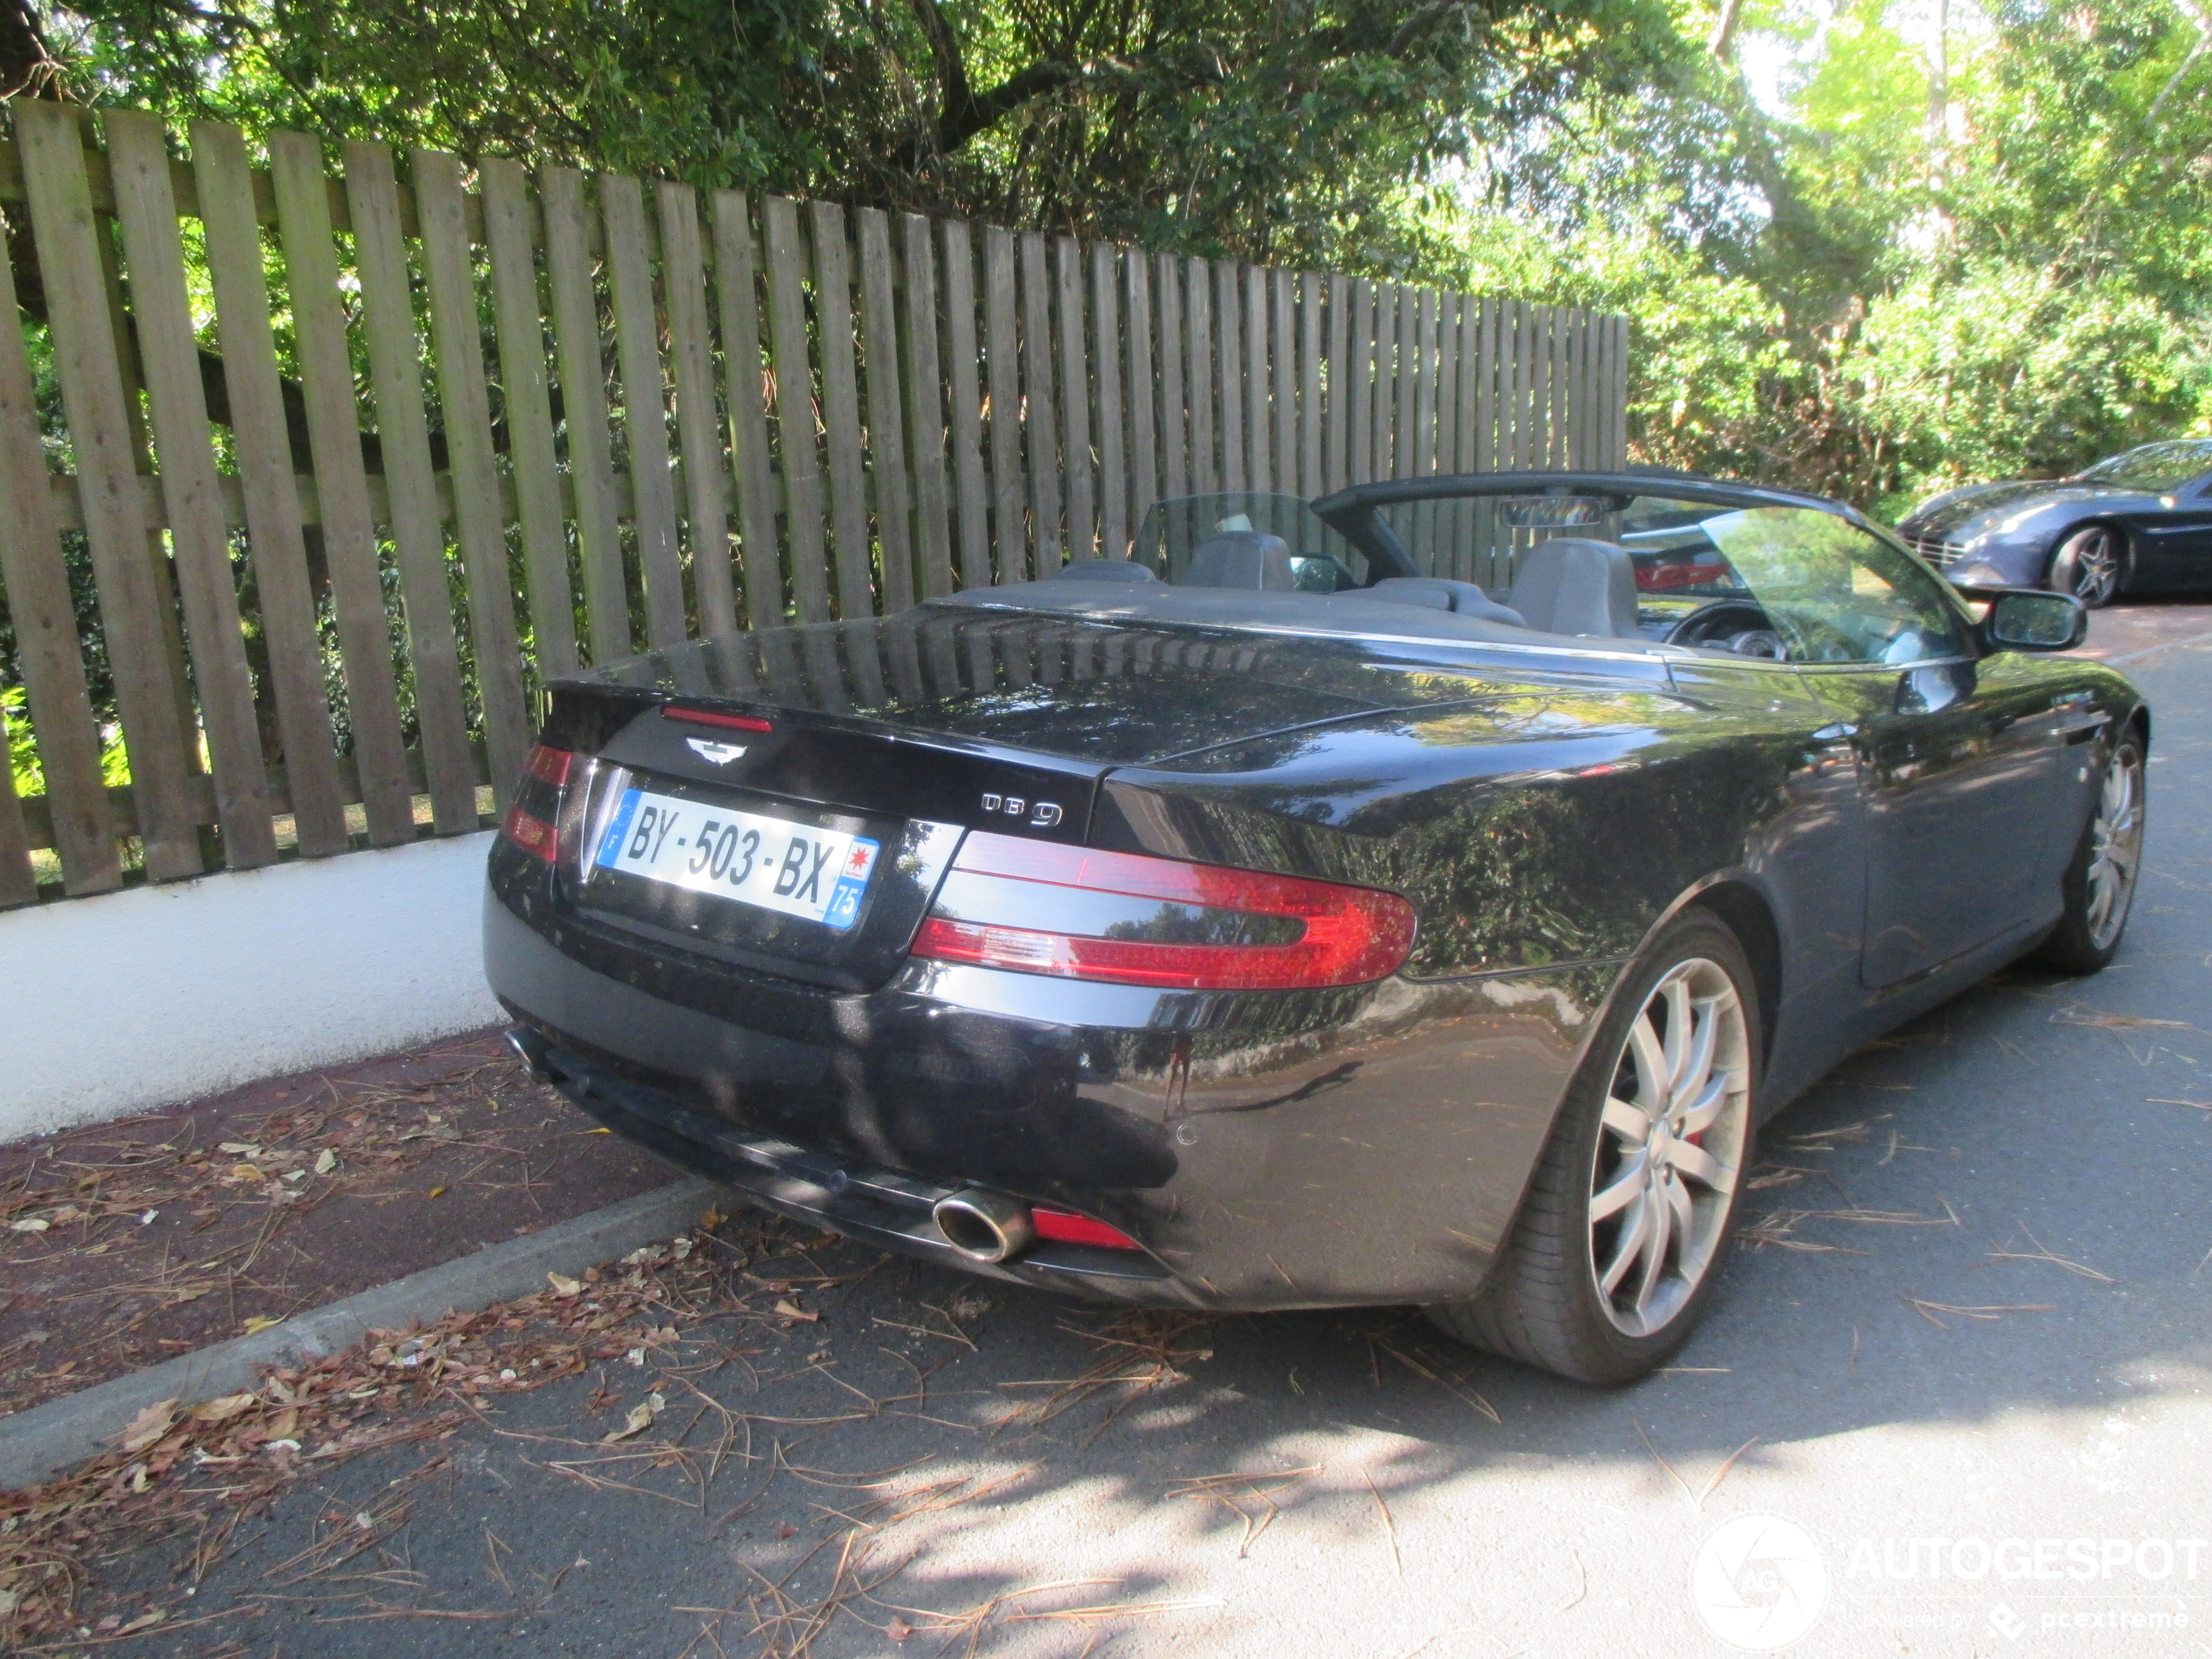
1459,0,2212,509
4,0,2211,509
7,0,1680,269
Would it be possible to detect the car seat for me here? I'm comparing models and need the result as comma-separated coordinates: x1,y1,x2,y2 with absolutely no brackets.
1046,559,1160,583
1184,530,1296,590
1506,538,1640,637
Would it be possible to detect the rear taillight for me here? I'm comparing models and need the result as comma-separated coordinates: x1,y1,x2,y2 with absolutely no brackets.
500,803,558,860
523,743,573,786
501,743,576,862
910,831,1414,991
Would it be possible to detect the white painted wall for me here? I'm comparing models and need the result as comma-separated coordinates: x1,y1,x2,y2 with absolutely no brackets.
1,832,503,1142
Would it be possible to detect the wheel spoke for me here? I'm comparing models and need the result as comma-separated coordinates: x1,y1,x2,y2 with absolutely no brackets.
1626,1015,1670,1114
1634,1181,1674,1314
1664,1170,1696,1244
1591,1155,1647,1220
1679,1072,1730,1137
1660,975,1694,1093
1602,1096,1652,1143
2087,880,2114,933
1672,995,1722,1118
1599,1194,1652,1295
1667,1139,1731,1192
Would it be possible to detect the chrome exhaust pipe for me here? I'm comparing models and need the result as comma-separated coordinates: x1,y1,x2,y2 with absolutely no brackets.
933,1188,1036,1264
505,1027,558,1084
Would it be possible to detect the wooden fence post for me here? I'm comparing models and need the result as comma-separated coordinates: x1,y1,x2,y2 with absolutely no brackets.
106,111,276,867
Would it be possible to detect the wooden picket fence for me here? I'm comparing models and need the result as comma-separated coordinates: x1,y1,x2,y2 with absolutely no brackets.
0,104,1627,907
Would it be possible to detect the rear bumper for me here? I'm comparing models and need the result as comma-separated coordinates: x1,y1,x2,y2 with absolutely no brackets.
507,1023,1186,1304
486,851,1615,1311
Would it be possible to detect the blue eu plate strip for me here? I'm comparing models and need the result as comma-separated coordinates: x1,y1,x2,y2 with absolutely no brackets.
595,789,641,869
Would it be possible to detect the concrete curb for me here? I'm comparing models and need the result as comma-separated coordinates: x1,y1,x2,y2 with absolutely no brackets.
0,1177,720,1492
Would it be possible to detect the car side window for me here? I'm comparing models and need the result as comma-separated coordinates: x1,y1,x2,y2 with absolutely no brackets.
1700,509,1973,665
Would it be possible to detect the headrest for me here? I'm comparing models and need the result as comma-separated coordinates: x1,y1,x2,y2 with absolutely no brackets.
1048,559,1159,583
1506,538,1640,637
1184,530,1295,591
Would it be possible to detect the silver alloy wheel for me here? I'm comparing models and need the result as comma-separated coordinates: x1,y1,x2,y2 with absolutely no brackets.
2087,745,2144,950
2053,526,2121,607
1588,957,1752,1338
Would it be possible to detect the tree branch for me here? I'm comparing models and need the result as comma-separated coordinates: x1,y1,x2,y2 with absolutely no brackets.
2147,0,2209,126
904,0,972,152
943,58,1081,151
1709,0,1746,58
0,0,62,98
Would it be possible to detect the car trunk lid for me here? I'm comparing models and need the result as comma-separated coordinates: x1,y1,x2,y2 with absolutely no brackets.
538,604,1669,989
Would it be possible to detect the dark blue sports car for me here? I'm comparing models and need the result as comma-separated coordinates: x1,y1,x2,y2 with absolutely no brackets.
1894,438,2212,608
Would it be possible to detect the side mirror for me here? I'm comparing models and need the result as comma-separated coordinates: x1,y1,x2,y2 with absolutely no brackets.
1964,586,2087,652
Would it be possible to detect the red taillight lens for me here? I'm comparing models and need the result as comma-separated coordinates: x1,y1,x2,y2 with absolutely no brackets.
661,705,774,733
1031,1205,1142,1251
523,743,573,787
504,744,573,860
501,803,558,860
910,832,1414,991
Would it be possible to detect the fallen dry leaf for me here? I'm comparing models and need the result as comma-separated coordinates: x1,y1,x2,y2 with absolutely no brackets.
188,1393,257,1424
602,1392,665,1443
118,1399,179,1453
314,1148,338,1175
774,1298,819,1323
10,1218,49,1233
241,1316,284,1336
547,1272,583,1298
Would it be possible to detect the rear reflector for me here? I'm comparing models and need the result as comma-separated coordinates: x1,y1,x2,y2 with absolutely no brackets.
911,831,1414,990
1030,1205,1142,1251
500,804,558,860
661,705,774,734
523,743,573,787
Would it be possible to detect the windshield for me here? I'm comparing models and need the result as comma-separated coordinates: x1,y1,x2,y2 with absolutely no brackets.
2077,441,2212,491
1133,493,1366,590
1616,496,1972,664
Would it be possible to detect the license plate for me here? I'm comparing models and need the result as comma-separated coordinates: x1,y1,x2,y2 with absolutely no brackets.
593,788,879,930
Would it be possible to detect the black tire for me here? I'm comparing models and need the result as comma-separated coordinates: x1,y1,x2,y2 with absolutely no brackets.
2049,524,2127,609
1428,910,1761,1386
2031,729,2146,975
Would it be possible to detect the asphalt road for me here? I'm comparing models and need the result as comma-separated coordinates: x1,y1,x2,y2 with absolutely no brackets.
119,603,2212,1659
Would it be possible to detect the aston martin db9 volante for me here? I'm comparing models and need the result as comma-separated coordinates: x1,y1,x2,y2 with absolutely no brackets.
487,470,2147,1385
1894,437,2212,608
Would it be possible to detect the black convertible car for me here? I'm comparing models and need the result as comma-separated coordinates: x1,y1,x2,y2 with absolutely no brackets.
1895,437,2212,608
486,470,2147,1385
